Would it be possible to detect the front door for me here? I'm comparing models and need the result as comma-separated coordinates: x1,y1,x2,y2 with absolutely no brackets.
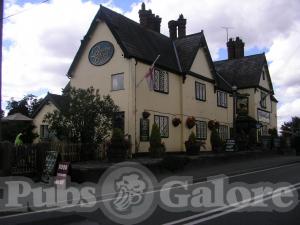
113,112,125,132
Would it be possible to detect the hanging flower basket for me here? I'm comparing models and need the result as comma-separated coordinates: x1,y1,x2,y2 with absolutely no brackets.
142,111,150,119
208,120,220,130
208,120,215,130
186,116,196,129
172,117,181,127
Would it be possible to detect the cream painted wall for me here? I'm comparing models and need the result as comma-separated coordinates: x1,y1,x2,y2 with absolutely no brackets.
190,48,214,79
32,102,57,143
182,75,233,150
70,20,132,138
135,61,182,153
259,66,271,90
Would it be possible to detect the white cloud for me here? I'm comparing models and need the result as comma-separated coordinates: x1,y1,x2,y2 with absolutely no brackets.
3,0,300,130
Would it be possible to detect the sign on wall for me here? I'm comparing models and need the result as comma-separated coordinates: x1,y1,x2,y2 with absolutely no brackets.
88,41,114,66
257,109,270,124
237,97,248,115
140,119,149,141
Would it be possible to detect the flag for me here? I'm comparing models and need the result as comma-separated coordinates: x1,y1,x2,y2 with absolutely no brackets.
145,66,154,91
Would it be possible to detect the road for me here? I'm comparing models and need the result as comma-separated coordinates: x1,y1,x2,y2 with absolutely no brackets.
1,162,300,225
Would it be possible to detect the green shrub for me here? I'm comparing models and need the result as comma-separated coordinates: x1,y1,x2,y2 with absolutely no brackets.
107,128,128,162
185,131,203,155
149,123,165,158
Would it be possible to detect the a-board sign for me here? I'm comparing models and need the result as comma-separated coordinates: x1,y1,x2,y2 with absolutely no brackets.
54,162,70,187
41,151,59,183
140,119,149,141
225,139,236,152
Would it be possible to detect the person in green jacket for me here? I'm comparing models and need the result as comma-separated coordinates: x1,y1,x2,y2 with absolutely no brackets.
15,132,23,146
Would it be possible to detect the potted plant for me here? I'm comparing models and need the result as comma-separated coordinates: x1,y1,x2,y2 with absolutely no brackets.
142,111,150,119
149,123,165,158
107,128,129,162
186,116,196,129
172,117,181,127
185,132,205,155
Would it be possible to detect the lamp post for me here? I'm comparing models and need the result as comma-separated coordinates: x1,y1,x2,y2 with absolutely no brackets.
232,85,238,139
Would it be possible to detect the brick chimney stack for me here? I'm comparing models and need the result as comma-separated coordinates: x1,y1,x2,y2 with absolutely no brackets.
177,14,186,38
234,37,245,58
138,3,161,33
168,20,177,39
226,37,245,60
226,38,235,60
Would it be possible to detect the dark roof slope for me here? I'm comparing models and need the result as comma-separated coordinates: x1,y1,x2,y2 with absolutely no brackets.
174,32,204,72
32,93,67,118
68,5,181,76
214,53,273,90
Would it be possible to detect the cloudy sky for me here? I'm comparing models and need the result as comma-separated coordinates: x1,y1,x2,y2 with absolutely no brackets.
3,0,300,129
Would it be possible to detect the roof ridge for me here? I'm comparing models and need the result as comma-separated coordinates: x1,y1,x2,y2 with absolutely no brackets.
214,53,265,63
99,5,171,40
176,31,203,39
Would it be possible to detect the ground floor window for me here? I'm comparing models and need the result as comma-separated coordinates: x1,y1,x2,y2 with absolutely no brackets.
218,125,229,140
40,125,49,139
154,115,169,138
196,120,207,139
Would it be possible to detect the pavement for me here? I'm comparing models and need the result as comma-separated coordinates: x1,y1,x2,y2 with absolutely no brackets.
1,153,300,224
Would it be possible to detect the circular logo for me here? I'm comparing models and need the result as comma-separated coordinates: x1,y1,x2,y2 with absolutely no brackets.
88,41,114,66
98,162,157,225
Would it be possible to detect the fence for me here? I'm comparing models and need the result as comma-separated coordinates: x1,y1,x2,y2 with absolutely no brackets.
0,142,101,175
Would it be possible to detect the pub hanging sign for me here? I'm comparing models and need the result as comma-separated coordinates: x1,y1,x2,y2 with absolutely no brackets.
140,119,149,141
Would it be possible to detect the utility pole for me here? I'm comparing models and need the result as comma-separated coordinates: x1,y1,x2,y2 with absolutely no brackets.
221,26,233,42
0,0,3,141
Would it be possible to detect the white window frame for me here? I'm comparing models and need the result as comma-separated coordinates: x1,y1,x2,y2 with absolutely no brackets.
40,125,49,139
196,120,207,139
218,125,228,140
217,91,227,108
195,81,206,101
111,73,124,91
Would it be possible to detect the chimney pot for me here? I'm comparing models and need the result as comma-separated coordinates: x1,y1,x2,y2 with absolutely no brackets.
177,14,186,38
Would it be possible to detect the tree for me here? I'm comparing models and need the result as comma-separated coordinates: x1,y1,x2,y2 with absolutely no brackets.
44,86,119,143
6,94,43,117
281,117,300,136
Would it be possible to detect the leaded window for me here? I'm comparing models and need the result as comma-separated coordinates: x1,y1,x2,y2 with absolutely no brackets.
153,68,168,93
154,115,169,137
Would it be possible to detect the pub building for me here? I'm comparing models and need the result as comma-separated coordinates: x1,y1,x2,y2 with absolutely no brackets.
33,3,277,153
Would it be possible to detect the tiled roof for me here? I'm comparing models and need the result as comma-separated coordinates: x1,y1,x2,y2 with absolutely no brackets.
214,53,269,89
32,93,67,118
67,5,216,77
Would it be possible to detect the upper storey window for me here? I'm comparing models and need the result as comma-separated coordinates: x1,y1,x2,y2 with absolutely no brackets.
154,68,169,94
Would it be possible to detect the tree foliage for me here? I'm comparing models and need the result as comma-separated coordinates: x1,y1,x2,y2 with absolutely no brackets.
44,87,119,143
281,116,300,136
6,94,43,117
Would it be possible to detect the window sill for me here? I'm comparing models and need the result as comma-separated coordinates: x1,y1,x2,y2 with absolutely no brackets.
111,88,125,92
217,105,228,109
196,98,206,102
154,90,169,95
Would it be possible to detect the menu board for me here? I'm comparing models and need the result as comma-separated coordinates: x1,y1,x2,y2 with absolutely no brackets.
225,139,236,152
41,151,58,183
140,119,149,141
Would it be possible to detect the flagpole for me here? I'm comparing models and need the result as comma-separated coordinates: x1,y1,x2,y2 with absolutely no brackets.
0,0,3,141
136,55,160,88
